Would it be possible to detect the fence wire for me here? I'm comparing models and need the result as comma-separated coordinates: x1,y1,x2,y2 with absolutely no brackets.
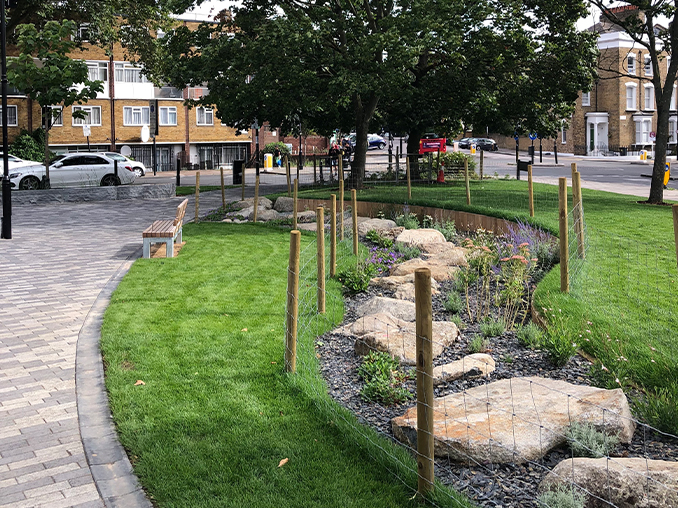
283,188,678,508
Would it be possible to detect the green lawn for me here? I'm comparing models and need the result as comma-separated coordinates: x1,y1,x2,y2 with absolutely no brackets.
292,181,678,431
101,223,470,507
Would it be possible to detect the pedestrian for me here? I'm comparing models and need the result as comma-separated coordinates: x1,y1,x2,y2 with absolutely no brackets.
274,147,282,168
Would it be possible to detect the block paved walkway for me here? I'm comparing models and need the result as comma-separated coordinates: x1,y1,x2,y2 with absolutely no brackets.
0,190,237,508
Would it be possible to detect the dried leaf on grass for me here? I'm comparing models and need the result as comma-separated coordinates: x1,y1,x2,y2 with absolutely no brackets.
241,328,248,332
134,380,145,386
278,458,289,467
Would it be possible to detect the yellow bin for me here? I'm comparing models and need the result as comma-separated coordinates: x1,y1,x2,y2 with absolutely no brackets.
264,153,273,169
665,162,671,186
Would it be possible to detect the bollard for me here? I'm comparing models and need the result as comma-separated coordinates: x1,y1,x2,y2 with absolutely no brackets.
330,194,337,278
293,178,298,230
415,268,434,497
528,164,534,217
194,171,200,223
253,175,260,223
316,207,326,314
114,160,119,186
285,231,301,373
559,177,569,293
220,166,225,208
352,189,358,256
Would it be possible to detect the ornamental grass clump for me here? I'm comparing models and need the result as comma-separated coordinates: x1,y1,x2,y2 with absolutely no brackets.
394,211,420,229
537,486,584,508
516,322,545,349
495,241,537,329
565,422,618,458
634,383,678,434
358,351,413,406
444,291,464,313
479,317,505,338
544,308,578,367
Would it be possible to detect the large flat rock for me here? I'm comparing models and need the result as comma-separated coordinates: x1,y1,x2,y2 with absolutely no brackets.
391,377,635,464
419,243,468,267
433,354,495,385
390,258,460,281
396,228,446,246
354,296,416,321
340,312,459,365
273,196,294,212
358,218,398,236
233,197,273,210
370,274,441,291
541,457,678,508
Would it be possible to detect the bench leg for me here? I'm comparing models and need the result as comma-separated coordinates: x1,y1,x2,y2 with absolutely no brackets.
166,238,175,258
143,238,151,259
176,227,182,244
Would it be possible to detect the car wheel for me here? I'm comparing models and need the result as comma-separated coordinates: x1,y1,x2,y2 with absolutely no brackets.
378,142,386,150
101,175,120,186
134,168,143,178
19,176,41,190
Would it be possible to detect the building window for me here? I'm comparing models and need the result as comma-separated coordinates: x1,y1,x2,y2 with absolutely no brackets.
581,92,591,107
72,106,101,126
196,107,213,126
627,55,636,74
87,62,107,82
123,106,150,126
159,106,177,126
77,24,90,42
669,118,677,144
626,83,637,110
114,63,149,83
635,118,652,144
644,84,655,110
672,85,677,111
48,106,63,127
561,124,567,144
644,55,652,76
0,105,18,126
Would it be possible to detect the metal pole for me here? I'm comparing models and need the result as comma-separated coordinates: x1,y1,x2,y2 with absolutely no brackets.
255,127,260,177
0,0,11,239
539,136,543,163
153,136,157,176
87,136,90,152
114,159,119,185
176,156,181,186
554,140,558,165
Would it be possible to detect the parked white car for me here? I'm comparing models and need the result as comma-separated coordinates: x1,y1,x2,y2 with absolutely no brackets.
103,152,147,177
9,153,136,190
0,153,42,170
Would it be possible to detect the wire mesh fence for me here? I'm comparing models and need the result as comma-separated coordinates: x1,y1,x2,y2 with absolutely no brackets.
282,187,678,507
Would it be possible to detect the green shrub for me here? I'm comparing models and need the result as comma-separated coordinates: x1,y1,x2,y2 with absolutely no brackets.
365,229,393,249
634,384,678,434
480,318,505,338
433,220,457,241
9,130,45,162
546,334,578,367
468,334,489,354
263,141,291,156
337,261,375,294
537,486,584,508
432,151,476,173
449,313,465,330
516,322,545,349
358,351,413,406
393,242,421,260
444,291,464,313
565,422,618,458
394,212,419,229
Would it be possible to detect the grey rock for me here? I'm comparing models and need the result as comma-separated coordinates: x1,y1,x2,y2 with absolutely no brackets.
248,208,282,222
274,196,294,212
354,296,416,321
432,354,495,384
232,197,273,210
396,228,446,246
358,218,398,237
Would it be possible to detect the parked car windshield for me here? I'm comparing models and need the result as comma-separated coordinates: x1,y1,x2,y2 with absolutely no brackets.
50,155,67,165
104,152,127,161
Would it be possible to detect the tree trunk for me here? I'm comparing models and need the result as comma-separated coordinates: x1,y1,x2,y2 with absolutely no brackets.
407,126,426,180
648,78,672,204
349,92,379,189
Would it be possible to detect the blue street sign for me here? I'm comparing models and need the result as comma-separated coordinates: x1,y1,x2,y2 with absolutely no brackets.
514,132,519,141
529,133,537,140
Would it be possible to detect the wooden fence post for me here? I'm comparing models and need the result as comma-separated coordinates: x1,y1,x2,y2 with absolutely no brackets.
480,149,484,180
340,179,345,241
673,204,678,272
573,172,585,259
415,268,434,497
330,194,337,278
339,152,343,184
194,171,200,223
316,207,326,314
528,164,534,217
464,158,471,205
406,155,412,200
559,177,569,293
253,175,260,223
352,189,358,256
293,178,298,230
286,156,291,196
285,230,301,373
220,166,225,208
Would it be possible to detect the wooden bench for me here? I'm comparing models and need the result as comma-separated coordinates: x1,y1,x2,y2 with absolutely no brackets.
142,199,188,258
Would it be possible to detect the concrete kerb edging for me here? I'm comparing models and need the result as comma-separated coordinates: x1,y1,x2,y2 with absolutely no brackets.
0,183,176,205
76,249,153,508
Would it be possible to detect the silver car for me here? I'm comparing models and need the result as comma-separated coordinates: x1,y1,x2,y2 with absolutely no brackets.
9,152,136,190
103,152,147,177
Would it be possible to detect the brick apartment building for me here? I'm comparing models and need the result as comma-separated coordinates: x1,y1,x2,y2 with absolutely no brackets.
495,7,676,157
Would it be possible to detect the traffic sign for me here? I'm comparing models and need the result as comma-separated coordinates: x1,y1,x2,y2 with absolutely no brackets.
529,133,537,140
650,131,656,140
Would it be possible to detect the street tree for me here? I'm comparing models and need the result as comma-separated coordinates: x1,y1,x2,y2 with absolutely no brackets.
587,3,676,204
8,20,103,188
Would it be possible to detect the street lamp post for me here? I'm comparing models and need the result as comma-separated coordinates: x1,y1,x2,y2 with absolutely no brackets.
0,0,13,239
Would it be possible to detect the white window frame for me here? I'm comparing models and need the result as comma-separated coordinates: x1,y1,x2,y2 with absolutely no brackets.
49,106,63,127
669,118,677,144
123,106,150,126
159,106,177,126
196,106,213,126
644,84,655,110
114,63,149,83
672,85,677,111
77,24,90,42
581,92,591,107
87,62,107,82
635,118,652,144
644,55,653,76
72,106,101,126
626,83,638,110
0,105,18,126
627,54,636,74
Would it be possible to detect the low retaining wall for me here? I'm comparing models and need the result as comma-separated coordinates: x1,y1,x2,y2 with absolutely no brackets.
1,184,176,206
296,198,515,235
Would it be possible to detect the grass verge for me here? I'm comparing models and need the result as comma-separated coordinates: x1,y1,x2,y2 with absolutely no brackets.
101,222,471,507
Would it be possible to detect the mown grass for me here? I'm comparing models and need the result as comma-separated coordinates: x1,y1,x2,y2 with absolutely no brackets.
101,223,471,507
290,181,678,432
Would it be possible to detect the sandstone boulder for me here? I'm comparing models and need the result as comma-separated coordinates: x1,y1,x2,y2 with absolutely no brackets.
233,197,273,210
340,312,459,365
390,258,460,281
248,209,282,222
358,218,398,237
297,210,317,223
392,377,635,464
370,274,440,291
354,296,416,321
419,243,469,267
432,354,495,385
540,457,678,508
273,196,294,212
396,228,447,246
